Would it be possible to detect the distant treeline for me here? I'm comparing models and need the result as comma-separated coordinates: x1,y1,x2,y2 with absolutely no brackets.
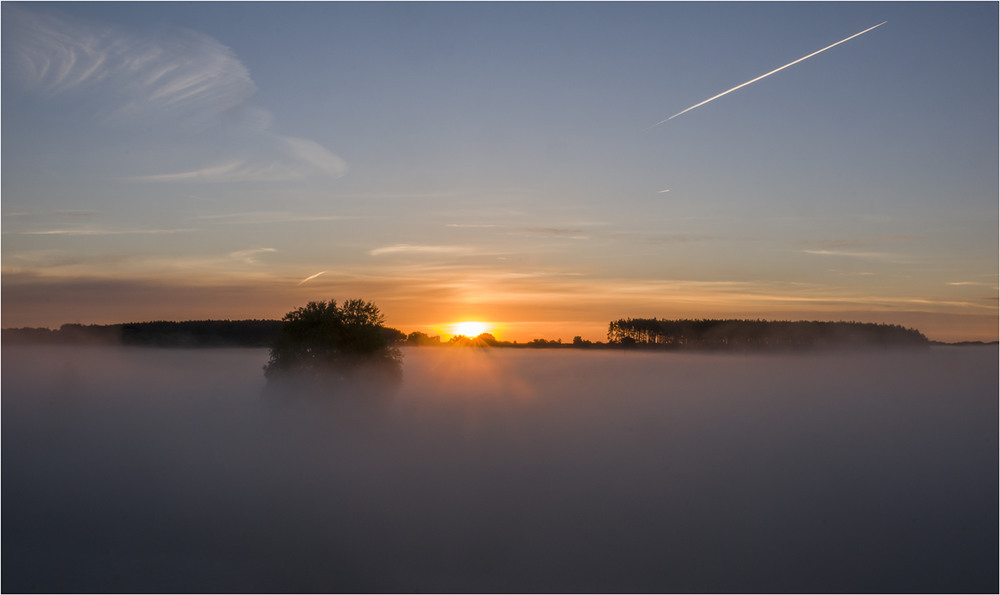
2,320,412,348
5,318,983,350
607,318,930,349
403,332,593,348
3,321,285,347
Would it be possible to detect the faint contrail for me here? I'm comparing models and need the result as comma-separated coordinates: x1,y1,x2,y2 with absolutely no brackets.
298,271,327,285
653,21,886,126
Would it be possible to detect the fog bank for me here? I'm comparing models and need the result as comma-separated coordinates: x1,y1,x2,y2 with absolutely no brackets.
3,345,997,592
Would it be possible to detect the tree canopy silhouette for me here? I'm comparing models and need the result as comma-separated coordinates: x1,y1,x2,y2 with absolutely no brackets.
607,318,929,349
264,299,403,387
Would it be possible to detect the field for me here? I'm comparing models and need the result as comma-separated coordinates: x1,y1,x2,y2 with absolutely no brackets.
3,345,997,592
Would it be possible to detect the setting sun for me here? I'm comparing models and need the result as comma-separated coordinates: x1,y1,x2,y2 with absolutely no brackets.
452,321,490,338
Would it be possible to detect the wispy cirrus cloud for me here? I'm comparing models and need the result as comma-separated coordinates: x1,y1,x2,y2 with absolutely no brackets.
339,190,466,201
4,5,346,183
946,281,995,287
369,244,477,257
7,226,197,236
125,138,348,183
444,222,701,246
125,160,252,183
229,248,277,265
802,249,904,262
193,211,350,225
5,6,254,122
516,228,590,240
644,234,702,244
796,236,915,250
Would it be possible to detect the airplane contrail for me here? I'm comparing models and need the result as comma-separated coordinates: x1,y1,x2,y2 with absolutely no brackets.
298,271,327,285
653,21,886,126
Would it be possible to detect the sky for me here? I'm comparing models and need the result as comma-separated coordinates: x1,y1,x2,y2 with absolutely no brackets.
2,1,997,342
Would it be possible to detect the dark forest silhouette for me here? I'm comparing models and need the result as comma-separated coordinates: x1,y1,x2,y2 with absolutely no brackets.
4,316,986,349
2,320,285,347
608,318,929,348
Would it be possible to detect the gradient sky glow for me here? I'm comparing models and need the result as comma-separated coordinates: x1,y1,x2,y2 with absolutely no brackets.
3,2,997,342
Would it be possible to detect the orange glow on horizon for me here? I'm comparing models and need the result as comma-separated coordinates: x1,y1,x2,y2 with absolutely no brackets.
450,321,492,338
2,269,996,343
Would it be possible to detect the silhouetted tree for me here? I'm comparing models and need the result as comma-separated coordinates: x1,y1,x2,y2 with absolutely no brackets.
406,331,442,346
448,334,475,347
526,338,564,348
264,299,403,387
476,333,499,346
381,327,407,345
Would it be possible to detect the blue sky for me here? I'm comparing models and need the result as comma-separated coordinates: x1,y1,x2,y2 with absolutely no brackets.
3,2,997,341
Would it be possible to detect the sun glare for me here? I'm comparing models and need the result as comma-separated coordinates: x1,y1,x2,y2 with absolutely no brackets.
453,321,490,337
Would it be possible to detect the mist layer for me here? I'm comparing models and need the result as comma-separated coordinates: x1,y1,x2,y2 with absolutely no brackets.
3,345,997,592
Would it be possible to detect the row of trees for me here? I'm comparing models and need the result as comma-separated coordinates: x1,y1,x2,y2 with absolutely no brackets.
3,313,933,352
607,318,929,348
5,301,942,399
403,332,593,348
2,320,286,347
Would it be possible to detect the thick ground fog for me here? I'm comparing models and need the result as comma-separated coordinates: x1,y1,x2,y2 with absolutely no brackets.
3,345,997,592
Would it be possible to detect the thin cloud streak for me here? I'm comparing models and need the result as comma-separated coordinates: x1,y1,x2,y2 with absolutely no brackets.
654,21,886,125
125,160,248,183
8,227,197,236
126,151,346,183
516,228,590,240
124,135,347,183
369,245,477,257
803,249,904,262
337,191,465,200
229,248,276,265
281,136,348,178
796,236,916,249
298,271,328,285
193,212,350,225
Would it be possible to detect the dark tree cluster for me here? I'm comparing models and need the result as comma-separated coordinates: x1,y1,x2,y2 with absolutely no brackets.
447,333,502,347
263,299,403,386
406,333,590,348
526,337,563,348
2,320,284,347
2,324,119,345
607,318,929,349
120,320,285,347
407,332,546,348
406,331,443,346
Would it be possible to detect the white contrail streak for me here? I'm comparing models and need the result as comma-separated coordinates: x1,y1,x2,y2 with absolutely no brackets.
653,21,886,126
298,271,327,285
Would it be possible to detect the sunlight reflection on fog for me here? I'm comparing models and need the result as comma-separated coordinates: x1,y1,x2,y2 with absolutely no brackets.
3,345,997,592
